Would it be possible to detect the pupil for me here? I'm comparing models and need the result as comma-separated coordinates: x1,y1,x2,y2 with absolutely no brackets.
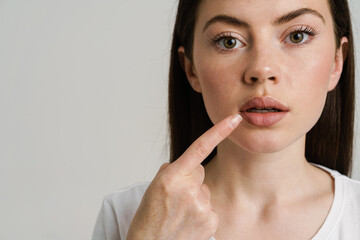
224,38,236,48
291,32,303,43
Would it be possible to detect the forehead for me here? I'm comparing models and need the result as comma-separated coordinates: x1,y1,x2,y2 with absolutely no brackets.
196,0,332,27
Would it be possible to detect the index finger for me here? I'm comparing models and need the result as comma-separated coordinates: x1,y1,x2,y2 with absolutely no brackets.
173,114,242,173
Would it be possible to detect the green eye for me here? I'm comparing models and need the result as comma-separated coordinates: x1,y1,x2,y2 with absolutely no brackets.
289,32,305,43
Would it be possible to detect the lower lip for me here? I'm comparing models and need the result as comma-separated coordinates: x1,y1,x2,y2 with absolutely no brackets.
240,111,288,127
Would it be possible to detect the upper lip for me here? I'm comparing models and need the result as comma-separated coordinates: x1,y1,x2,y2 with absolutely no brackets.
240,96,289,112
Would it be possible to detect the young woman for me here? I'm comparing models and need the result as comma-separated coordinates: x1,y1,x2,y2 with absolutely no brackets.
92,0,359,239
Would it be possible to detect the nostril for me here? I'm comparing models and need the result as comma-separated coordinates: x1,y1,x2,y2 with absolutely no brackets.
269,76,276,80
250,77,258,81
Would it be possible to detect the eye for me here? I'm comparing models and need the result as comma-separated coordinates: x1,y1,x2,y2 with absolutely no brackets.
287,31,309,44
284,26,318,45
219,37,242,49
211,32,245,51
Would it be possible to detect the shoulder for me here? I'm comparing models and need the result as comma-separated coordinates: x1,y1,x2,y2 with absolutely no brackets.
333,174,360,237
103,182,151,208
91,182,151,240
310,164,360,239
314,163,360,204
310,163,360,217
102,182,151,224
311,163,360,193
339,175,360,205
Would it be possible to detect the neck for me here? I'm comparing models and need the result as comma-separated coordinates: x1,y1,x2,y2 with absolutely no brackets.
204,135,315,207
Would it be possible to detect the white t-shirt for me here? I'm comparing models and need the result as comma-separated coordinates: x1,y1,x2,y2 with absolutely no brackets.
91,164,360,240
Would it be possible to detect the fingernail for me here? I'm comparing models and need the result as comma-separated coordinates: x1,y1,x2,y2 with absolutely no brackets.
229,114,242,128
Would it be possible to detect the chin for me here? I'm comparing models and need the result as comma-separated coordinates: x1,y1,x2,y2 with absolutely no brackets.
243,140,287,153
230,131,301,154
245,143,288,154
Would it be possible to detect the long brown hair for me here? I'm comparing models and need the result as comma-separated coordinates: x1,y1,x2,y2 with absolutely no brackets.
168,0,355,176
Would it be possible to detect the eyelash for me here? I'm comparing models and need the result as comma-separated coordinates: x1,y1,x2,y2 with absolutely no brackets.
285,26,319,47
211,26,319,52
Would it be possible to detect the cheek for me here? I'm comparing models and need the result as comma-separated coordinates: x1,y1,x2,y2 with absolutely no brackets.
293,50,334,108
287,48,335,142
193,40,242,94
195,57,242,122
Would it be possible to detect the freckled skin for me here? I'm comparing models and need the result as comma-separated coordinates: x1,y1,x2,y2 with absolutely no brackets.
186,0,345,153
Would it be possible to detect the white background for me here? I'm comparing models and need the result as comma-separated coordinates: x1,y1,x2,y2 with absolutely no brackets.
1,0,360,239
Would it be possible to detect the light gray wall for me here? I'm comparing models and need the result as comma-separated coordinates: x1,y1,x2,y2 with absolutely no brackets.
0,0,360,239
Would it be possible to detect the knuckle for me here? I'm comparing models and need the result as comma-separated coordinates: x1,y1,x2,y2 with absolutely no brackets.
207,212,219,232
193,196,212,216
200,183,211,197
194,141,210,160
198,201,212,215
185,187,198,201
158,163,171,173
193,165,205,178
156,172,175,191
214,127,228,140
197,165,205,175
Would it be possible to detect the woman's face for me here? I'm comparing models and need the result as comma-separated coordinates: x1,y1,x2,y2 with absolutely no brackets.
180,0,347,153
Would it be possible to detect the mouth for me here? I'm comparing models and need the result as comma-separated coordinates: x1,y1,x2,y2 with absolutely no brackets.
239,96,289,127
245,107,283,113
240,96,289,112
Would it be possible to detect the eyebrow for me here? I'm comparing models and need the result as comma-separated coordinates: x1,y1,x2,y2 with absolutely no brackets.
202,8,325,32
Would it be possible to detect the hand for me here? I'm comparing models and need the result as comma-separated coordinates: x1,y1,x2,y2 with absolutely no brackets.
126,114,242,240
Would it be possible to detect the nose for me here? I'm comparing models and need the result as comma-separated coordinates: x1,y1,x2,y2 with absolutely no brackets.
243,46,282,85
